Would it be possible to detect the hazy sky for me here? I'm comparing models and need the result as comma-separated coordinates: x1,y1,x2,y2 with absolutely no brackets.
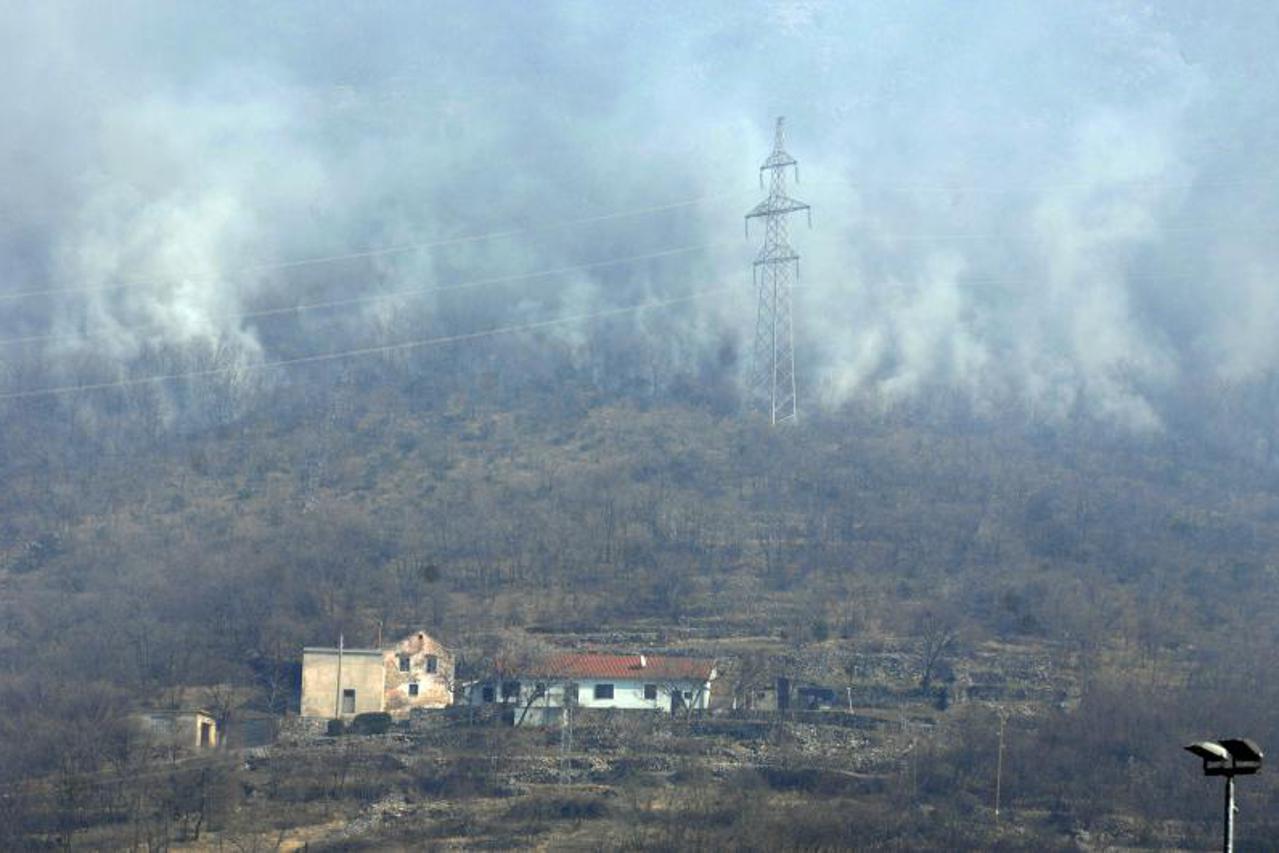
3,1,1278,427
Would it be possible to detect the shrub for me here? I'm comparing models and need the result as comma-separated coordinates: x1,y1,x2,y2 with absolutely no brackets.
505,794,610,822
349,712,392,735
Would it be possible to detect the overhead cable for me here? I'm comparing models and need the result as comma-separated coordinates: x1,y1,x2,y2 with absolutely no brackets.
0,285,736,402
0,240,730,348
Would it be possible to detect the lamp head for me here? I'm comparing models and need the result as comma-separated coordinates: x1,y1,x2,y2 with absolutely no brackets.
1186,739,1263,776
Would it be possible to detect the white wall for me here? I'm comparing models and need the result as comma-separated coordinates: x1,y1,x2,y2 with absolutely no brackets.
466,677,710,711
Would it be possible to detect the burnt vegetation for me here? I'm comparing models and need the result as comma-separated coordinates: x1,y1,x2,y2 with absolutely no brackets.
4,349,1279,848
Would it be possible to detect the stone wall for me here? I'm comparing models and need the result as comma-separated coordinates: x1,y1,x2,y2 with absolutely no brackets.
384,631,454,714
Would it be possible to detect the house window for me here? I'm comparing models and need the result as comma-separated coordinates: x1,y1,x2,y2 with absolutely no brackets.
481,685,495,703
501,681,520,701
644,684,658,700
399,655,411,672
683,691,693,700
342,689,356,714
408,682,420,697
594,683,614,700
426,655,438,674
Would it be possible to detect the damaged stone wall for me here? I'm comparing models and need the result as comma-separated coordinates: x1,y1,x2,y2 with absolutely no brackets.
383,631,454,715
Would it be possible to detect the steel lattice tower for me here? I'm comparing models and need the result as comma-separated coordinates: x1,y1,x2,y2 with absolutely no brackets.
746,117,811,425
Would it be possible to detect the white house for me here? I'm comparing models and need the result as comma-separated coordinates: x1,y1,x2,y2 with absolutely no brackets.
463,652,716,723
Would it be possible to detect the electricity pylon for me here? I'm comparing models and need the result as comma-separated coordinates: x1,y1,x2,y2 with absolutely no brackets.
746,117,811,425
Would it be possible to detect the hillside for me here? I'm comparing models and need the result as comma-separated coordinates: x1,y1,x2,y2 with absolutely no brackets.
4,372,1279,847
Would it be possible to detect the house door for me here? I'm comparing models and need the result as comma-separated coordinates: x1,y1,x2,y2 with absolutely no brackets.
342,689,356,714
670,689,683,715
200,722,212,748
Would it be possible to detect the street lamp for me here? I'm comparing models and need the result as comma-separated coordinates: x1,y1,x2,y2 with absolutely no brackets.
1184,738,1263,853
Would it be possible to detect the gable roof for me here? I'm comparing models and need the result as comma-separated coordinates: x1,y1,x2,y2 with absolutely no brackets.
526,653,714,682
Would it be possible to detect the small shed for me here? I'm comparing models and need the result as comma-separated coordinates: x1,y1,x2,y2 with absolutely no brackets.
136,709,218,751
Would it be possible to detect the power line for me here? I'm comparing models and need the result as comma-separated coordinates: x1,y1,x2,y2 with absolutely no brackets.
21,209,1261,314
0,229,1242,355
812,173,1274,196
0,191,753,303
859,223,1279,242
0,285,736,402
0,262,1233,353
4,188,1270,308
2,172,1268,303
0,240,730,348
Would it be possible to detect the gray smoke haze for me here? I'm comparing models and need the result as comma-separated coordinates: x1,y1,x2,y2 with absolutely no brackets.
3,1,1279,429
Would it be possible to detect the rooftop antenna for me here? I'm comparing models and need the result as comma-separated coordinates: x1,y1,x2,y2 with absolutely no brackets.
745,117,811,425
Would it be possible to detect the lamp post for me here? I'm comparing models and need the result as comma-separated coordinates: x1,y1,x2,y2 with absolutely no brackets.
1184,738,1263,853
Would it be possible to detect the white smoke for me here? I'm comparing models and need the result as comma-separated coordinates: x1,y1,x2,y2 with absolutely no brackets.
2,1,1278,431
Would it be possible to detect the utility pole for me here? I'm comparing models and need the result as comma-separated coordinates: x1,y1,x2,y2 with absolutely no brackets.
994,713,1006,826
746,116,811,425
559,699,574,785
334,632,344,718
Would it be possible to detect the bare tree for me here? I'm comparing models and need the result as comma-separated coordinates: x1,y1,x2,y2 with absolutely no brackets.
728,652,772,710
457,630,554,718
915,609,960,691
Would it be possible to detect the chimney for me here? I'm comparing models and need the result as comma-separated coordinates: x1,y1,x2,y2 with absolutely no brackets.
639,654,647,669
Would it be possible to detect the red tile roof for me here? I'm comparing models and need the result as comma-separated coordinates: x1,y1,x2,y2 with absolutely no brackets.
528,653,715,682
